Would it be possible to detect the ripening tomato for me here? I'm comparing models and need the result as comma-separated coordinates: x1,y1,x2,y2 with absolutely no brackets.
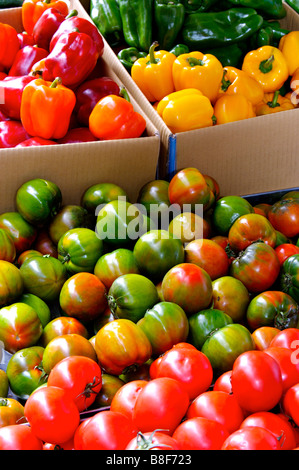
228,213,277,253
264,347,299,393
168,212,212,244
221,426,281,450
231,350,283,413
0,424,43,450
0,370,8,398
211,275,250,323
126,431,180,450
186,390,244,434
275,243,299,265
0,398,25,428
280,254,299,303
268,198,299,239
185,238,230,281
93,374,125,408
172,416,229,450
81,182,129,215
48,205,89,245
94,248,139,289
251,326,280,351
17,249,43,266
33,229,58,258
110,380,148,420
253,203,271,217
0,260,24,307
40,316,89,347
188,308,233,350
0,229,16,262
168,167,213,212
212,195,254,235
0,211,37,254
24,385,80,445
269,328,299,350
213,370,233,394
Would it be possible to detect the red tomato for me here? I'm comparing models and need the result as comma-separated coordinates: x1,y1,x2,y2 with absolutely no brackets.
231,350,283,413
264,347,299,393
213,370,233,394
73,410,137,450
251,326,280,351
240,411,296,450
168,167,213,211
126,430,180,450
228,213,277,253
110,380,148,420
186,390,244,434
269,328,299,351
172,416,229,450
43,437,74,450
24,385,80,444
132,377,190,435
40,316,89,347
47,355,102,412
152,345,213,399
221,426,280,450
282,383,299,427
211,235,236,265
275,243,299,265
0,424,43,450
268,198,299,239
185,239,230,281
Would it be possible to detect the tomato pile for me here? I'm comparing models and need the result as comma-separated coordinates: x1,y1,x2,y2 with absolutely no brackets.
0,167,299,450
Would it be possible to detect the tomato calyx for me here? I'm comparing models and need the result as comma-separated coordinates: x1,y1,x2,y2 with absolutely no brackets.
134,430,172,450
107,295,118,315
0,398,9,407
76,375,102,404
274,307,299,330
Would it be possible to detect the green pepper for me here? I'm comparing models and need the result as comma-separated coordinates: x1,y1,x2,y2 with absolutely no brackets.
181,0,218,12
169,43,189,56
227,0,286,19
154,0,185,50
285,0,299,14
118,0,153,52
90,0,123,46
250,20,289,48
117,47,147,72
181,8,264,49
206,43,245,67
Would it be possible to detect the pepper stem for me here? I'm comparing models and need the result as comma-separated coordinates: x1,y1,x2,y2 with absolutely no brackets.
119,87,131,103
66,9,78,18
50,77,62,88
259,54,275,74
148,41,159,65
267,90,280,108
186,57,205,67
221,68,232,92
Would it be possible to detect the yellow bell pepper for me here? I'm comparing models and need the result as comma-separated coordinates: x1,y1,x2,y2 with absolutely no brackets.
217,66,264,106
131,41,176,102
255,90,295,116
214,94,256,125
242,45,289,93
172,51,223,103
290,67,299,106
279,31,299,76
156,88,215,133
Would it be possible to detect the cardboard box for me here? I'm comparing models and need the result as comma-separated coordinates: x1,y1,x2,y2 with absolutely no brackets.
0,1,160,211
84,0,299,197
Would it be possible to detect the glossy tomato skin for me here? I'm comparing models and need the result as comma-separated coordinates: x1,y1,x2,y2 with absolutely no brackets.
47,356,102,412
0,398,25,428
81,182,128,214
0,303,43,354
94,248,139,289
240,411,296,450
110,379,148,420
108,273,159,323
246,290,299,331
221,426,280,450
137,301,189,356
17,249,42,266
172,416,229,450
168,212,212,244
0,260,23,307
137,179,170,226
24,385,80,445
6,346,47,399
188,308,233,350
268,198,299,239
230,242,280,293
19,293,51,328
49,205,90,245
251,326,280,351
93,373,125,408
186,390,244,434
33,229,58,258
212,195,254,235
0,370,9,398
211,275,250,323
40,316,89,347
59,272,107,322
133,230,185,283
16,178,62,227
213,370,233,394
231,350,283,413
168,167,212,211
126,430,180,450
95,319,152,376
161,263,213,316
19,255,67,302
201,323,255,376
275,243,299,265
74,410,137,450
42,333,98,374
0,229,16,263
269,327,299,350
57,227,104,274
0,211,37,253
280,254,299,303
132,377,190,435
228,213,277,253
185,238,230,281
264,347,299,393
0,424,43,450
282,383,299,427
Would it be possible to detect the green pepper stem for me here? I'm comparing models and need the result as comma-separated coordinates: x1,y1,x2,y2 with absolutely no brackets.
186,57,205,67
120,87,131,103
221,68,232,92
66,9,78,19
267,90,280,108
149,41,159,64
259,54,275,74
50,77,62,88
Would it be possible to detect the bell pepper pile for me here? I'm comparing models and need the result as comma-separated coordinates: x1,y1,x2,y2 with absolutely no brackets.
0,0,147,148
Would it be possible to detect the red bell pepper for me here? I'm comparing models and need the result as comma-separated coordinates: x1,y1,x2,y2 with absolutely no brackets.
17,32,35,49
0,24,20,71
75,77,120,126
21,0,69,36
0,121,30,148
16,137,57,147
57,127,99,144
0,111,10,122
0,75,36,120
32,7,73,51
9,45,48,77
49,15,104,57
34,31,100,88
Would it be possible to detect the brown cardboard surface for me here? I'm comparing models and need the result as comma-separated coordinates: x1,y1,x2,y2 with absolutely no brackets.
0,2,160,211
89,1,299,196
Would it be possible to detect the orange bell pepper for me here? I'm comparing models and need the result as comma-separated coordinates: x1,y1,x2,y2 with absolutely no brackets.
0,23,20,70
89,89,146,140
290,67,299,106
242,45,289,93
217,66,264,106
20,77,76,140
22,0,69,36
172,51,223,103
255,90,295,116
279,31,299,75
214,94,256,125
131,42,176,102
